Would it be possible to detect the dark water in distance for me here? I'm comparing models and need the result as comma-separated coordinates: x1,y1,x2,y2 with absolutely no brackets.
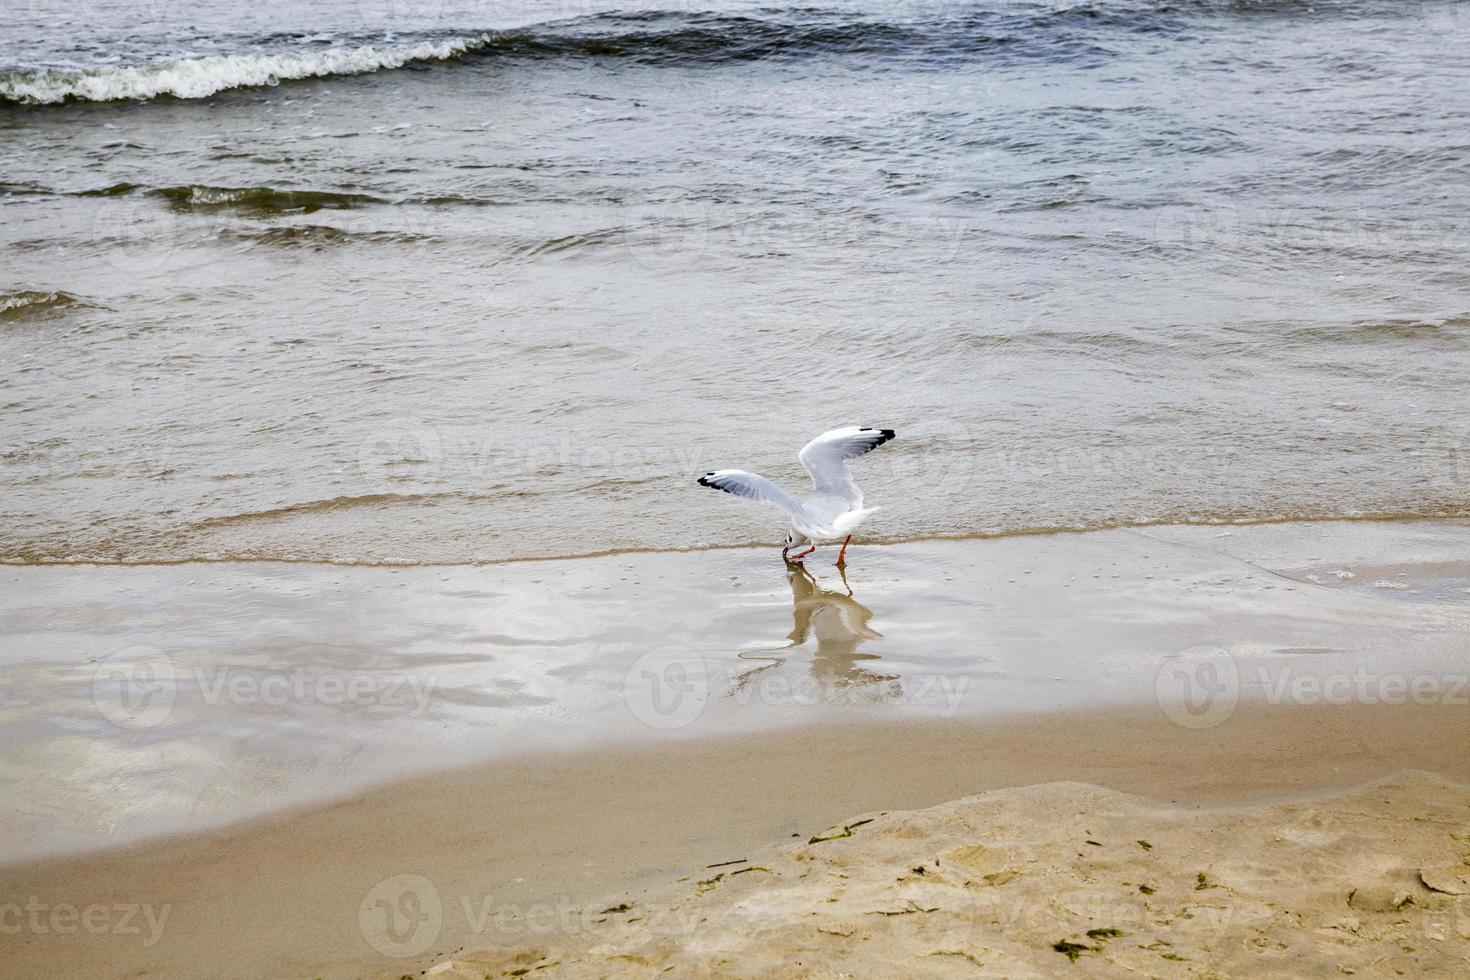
1,1,1468,563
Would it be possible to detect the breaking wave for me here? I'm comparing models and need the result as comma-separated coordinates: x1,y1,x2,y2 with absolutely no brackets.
0,3,1368,106
0,33,495,105
0,290,88,322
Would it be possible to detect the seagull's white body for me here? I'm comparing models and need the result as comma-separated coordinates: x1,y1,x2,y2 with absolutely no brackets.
697,426,896,556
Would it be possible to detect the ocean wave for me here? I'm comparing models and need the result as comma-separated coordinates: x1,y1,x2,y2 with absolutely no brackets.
182,492,507,530
217,224,436,247
0,33,495,105
0,4,1363,106
156,184,386,213
0,290,88,322
0,16,946,107
3,512,1468,569
484,4,1357,64
75,181,385,213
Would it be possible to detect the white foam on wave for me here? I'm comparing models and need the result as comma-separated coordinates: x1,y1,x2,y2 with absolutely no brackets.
0,34,494,105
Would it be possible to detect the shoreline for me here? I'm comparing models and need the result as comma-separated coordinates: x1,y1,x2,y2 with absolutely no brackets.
5,518,1469,862
7,3,1468,974
1,517,1467,976
3,512,1467,569
4,700,1469,978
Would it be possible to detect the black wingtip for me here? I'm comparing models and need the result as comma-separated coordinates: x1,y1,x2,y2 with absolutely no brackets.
697,473,715,488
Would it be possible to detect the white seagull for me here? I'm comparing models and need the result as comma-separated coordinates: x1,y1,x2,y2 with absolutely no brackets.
697,426,896,564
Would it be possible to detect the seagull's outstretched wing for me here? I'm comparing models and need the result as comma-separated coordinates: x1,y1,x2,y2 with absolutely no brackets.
798,426,896,504
697,470,803,517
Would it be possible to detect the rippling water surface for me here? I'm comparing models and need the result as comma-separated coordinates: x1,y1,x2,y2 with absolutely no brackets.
1,1,1467,563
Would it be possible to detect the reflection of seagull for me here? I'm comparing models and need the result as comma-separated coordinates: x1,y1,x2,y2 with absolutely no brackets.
785,559,897,691
732,558,897,698
697,426,896,563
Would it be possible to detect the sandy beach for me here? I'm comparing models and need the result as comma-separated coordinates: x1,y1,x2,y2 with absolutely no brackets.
3,520,1469,978
3,702,1468,978
429,771,1470,978
5,4,1468,976
4,700,1470,979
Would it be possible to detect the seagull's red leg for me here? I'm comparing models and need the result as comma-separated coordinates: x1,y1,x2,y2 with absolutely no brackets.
836,535,852,565
792,544,816,560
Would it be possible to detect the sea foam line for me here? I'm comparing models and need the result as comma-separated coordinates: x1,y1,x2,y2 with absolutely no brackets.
0,34,495,105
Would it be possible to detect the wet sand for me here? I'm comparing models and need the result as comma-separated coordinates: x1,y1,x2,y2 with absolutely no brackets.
1,519,1468,976
4,519,1468,861
4,702,1469,978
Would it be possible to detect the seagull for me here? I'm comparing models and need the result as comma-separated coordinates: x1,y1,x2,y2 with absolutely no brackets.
697,426,896,564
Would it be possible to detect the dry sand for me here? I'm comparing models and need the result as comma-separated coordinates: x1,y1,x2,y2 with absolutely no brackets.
431,770,1470,978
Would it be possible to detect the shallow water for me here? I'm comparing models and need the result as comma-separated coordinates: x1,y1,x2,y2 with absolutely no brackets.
3,520,1467,860
2,1,1468,564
